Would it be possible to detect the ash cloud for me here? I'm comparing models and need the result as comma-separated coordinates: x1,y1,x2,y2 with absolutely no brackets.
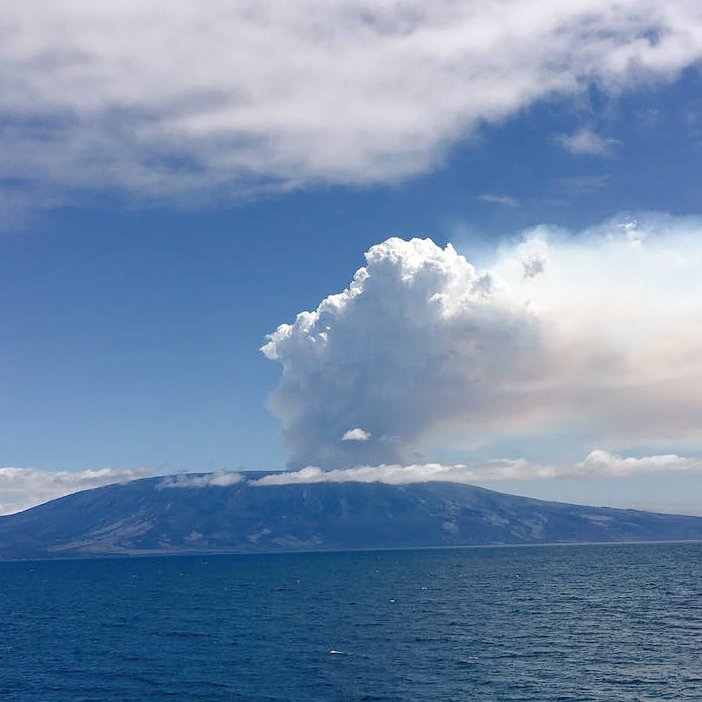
263,237,541,468
264,214,702,469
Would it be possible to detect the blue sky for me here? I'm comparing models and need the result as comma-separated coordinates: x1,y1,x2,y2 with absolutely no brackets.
2,2,702,513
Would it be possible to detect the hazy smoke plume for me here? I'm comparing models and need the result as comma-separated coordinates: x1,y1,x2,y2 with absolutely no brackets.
264,214,702,468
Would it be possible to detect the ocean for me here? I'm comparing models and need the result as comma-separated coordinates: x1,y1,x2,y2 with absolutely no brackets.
1,542,701,701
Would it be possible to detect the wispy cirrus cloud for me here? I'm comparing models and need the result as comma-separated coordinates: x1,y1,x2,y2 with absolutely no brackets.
554,174,610,196
556,128,619,156
478,194,519,208
2,1,702,213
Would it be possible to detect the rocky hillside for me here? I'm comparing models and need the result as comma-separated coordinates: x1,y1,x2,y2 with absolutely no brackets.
2,474,702,559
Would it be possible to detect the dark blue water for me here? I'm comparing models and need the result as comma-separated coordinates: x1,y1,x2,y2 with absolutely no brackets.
2,543,702,701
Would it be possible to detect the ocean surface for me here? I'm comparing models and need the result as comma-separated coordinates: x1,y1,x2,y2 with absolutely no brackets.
1,543,701,701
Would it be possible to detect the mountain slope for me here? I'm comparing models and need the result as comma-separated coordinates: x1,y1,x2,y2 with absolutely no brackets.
2,475,702,559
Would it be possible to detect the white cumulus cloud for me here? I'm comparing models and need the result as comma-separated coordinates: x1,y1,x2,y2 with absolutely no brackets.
1,1,702,208
341,428,372,442
264,213,702,467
